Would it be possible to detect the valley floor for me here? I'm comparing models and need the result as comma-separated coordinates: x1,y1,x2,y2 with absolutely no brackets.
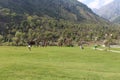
0,46,120,80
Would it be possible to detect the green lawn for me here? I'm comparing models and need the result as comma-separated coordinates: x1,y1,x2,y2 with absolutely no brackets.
0,46,120,80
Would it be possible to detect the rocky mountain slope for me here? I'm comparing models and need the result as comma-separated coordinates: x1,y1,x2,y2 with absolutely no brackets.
94,0,120,23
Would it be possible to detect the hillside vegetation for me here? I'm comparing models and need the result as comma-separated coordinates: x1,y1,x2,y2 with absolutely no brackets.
0,0,119,46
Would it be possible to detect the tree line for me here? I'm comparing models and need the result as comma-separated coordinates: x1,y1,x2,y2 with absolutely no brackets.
0,13,120,46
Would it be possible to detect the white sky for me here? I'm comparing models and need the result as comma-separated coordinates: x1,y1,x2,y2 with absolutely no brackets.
78,0,114,9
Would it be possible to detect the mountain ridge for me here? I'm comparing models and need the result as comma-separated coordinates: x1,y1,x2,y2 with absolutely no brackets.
94,0,120,23
0,0,106,23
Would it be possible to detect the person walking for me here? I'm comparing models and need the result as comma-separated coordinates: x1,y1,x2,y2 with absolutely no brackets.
28,45,31,51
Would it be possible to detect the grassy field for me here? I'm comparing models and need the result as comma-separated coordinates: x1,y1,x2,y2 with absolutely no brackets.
0,46,120,80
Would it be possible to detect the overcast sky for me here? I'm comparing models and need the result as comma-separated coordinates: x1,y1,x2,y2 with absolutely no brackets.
78,0,114,9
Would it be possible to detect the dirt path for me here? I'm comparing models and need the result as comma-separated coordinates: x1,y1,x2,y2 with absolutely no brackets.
96,48,120,53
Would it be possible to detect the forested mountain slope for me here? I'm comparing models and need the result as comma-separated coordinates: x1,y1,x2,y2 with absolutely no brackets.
0,0,118,46
0,0,106,22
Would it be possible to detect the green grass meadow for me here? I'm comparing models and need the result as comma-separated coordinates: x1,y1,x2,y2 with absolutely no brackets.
0,46,120,80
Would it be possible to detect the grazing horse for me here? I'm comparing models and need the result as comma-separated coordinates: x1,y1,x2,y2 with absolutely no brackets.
27,41,36,46
27,39,48,47
27,41,36,51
